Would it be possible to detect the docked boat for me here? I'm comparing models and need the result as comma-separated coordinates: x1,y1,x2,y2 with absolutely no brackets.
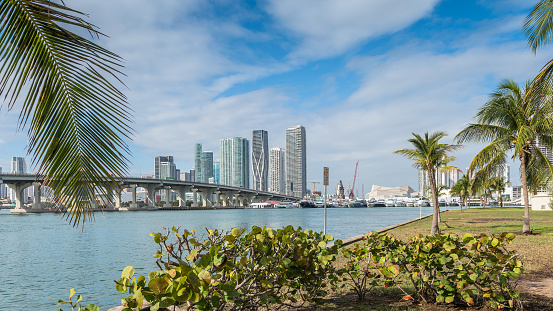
373,199,387,207
385,199,395,207
299,200,316,208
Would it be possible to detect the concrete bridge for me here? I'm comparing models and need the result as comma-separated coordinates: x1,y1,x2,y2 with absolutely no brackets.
0,174,300,212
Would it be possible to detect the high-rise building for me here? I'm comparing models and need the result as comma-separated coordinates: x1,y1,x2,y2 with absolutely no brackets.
418,168,429,195
270,148,285,194
154,156,174,179
252,130,269,191
11,157,26,174
194,144,203,183
213,161,220,184
488,163,510,185
286,125,306,197
200,151,214,183
220,137,250,188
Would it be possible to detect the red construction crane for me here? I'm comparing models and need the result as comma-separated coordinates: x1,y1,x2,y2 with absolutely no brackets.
348,161,359,199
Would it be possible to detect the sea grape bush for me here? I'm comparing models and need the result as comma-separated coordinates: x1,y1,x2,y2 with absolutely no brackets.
116,225,342,311
57,288,99,311
341,231,523,309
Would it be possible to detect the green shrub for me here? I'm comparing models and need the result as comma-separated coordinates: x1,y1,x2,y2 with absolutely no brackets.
341,232,523,309
116,225,342,311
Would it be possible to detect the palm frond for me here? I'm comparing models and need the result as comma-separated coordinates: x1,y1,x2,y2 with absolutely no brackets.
0,0,132,227
524,0,553,53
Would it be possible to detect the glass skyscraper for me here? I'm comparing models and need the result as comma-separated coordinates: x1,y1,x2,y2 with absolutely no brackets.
286,125,306,198
220,137,250,188
270,147,285,194
252,130,269,191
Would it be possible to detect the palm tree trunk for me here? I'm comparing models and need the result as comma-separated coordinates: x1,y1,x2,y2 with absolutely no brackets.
428,168,440,236
520,153,531,234
499,190,503,208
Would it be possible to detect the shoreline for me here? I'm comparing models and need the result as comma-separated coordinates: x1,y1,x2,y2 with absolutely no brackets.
339,210,442,247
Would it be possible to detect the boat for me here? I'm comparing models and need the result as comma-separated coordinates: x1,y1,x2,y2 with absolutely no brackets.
385,199,395,207
299,200,316,208
373,199,387,207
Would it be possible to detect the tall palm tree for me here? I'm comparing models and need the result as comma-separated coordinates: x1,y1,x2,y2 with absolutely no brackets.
450,175,471,210
455,79,553,234
395,132,461,236
0,1,132,227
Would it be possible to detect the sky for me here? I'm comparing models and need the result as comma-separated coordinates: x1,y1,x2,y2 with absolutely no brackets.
0,0,551,195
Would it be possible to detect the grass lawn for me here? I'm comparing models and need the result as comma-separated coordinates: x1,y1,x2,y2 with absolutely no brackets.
292,207,553,310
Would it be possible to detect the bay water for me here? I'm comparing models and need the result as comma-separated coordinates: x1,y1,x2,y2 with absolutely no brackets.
0,206,450,310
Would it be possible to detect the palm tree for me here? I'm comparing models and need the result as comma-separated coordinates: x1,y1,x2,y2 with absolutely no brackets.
455,79,553,234
488,176,511,208
0,1,132,226
395,132,461,236
524,0,553,95
450,175,471,210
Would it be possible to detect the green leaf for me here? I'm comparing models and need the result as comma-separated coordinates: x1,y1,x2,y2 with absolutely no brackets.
231,228,242,236
69,288,76,298
121,266,135,279
148,278,170,295
84,305,100,311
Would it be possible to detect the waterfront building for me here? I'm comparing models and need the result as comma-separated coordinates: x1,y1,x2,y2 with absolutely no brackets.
494,164,510,185
189,168,195,182
286,125,306,198
418,168,429,196
269,147,285,194
180,172,187,181
200,151,214,183
194,144,203,183
176,169,181,180
213,161,220,184
154,156,175,179
367,185,415,200
220,137,250,188
252,130,269,191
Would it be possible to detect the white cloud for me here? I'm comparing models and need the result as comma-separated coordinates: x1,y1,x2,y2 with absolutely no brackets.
265,0,440,61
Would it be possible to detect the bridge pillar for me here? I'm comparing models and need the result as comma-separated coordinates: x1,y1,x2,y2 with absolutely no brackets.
31,182,44,210
145,184,157,209
224,192,234,207
129,185,139,209
213,191,223,208
175,186,189,208
192,188,199,208
163,188,173,208
7,182,32,210
201,189,214,208
114,188,122,209
243,194,253,206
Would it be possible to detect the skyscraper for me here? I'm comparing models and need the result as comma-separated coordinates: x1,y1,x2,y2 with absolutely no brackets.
154,156,175,179
194,143,202,183
200,151,214,183
286,125,306,197
11,157,26,174
252,130,269,191
418,168,429,195
220,137,250,188
213,160,220,184
270,147,285,194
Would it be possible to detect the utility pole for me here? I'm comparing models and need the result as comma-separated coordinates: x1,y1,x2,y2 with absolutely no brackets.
323,167,329,235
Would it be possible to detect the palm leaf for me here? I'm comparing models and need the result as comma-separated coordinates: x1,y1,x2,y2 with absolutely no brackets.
0,0,132,227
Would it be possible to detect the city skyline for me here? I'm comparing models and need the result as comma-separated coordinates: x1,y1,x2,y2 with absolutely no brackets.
0,1,549,193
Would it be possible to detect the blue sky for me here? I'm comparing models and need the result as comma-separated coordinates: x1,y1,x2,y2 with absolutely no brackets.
0,0,550,194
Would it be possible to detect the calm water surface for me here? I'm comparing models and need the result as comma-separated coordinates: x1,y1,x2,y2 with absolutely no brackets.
0,206,452,310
